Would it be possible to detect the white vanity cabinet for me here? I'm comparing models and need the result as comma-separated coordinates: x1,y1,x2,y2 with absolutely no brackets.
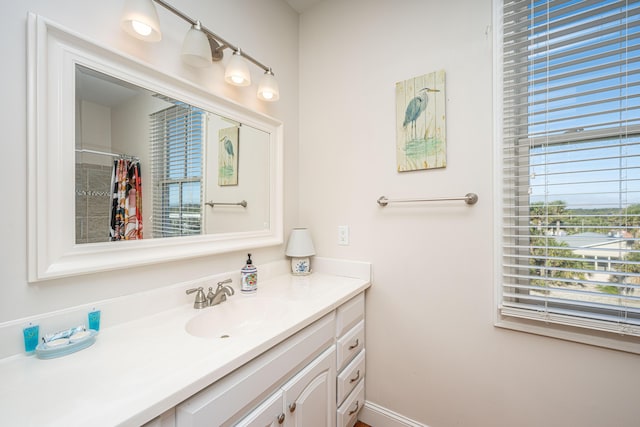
237,346,336,427
175,313,335,427
335,293,366,427
173,291,366,427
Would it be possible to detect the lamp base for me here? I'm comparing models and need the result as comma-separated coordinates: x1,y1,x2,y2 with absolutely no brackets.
290,257,312,275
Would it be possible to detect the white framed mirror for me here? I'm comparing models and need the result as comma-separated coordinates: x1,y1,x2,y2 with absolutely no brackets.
27,13,283,281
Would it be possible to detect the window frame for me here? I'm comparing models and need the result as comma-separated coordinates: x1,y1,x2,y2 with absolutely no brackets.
493,0,640,353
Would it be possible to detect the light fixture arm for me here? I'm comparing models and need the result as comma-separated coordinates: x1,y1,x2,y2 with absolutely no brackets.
153,0,272,74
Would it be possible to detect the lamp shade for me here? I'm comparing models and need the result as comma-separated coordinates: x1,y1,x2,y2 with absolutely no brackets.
257,69,280,102
181,21,212,67
285,228,316,257
224,50,251,86
120,0,162,42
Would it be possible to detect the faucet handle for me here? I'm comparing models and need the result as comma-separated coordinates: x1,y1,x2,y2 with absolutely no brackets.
186,287,208,309
186,286,203,295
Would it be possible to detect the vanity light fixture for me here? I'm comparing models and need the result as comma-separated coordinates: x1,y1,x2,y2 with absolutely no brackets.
181,21,212,68
224,49,252,86
257,68,280,102
120,0,162,41
285,228,316,276
119,0,279,101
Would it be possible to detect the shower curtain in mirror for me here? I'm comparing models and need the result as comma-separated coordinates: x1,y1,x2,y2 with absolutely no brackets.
110,159,143,240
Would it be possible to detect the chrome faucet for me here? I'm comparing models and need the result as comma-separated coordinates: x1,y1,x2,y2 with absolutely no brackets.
186,279,234,309
207,278,235,306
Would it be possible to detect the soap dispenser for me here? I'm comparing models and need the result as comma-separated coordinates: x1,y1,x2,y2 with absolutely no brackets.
241,253,258,294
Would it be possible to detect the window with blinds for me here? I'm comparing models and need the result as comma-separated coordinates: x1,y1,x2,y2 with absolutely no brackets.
499,0,640,337
150,104,204,238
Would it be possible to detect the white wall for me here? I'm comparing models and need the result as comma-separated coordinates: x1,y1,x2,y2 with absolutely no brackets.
0,0,298,321
298,1,640,426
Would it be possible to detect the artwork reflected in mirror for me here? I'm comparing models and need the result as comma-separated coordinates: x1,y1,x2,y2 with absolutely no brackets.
218,126,239,186
75,65,270,244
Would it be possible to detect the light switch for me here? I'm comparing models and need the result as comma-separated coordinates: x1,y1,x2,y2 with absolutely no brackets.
338,225,350,245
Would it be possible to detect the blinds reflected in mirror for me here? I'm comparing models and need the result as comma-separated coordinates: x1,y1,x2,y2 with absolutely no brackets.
150,104,204,238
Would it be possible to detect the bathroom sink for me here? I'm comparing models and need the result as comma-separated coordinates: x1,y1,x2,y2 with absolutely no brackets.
185,297,290,339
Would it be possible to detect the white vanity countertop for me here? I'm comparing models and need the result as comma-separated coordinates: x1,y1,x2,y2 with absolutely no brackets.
0,273,370,427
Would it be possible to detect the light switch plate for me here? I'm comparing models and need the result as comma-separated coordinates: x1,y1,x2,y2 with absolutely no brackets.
338,225,350,245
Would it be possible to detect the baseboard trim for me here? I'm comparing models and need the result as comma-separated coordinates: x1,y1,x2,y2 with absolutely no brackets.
359,401,429,427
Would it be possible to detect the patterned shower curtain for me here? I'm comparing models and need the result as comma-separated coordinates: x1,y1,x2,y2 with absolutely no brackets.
110,159,143,240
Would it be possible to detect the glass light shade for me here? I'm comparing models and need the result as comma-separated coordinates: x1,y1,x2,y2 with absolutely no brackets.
120,0,162,42
225,50,251,86
257,70,280,102
181,22,212,68
285,228,316,257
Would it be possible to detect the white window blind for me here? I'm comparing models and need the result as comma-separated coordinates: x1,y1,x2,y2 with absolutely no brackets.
499,0,640,336
150,104,204,238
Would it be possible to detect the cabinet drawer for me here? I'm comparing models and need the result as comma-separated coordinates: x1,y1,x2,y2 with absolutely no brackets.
337,378,364,427
336,349,365,406
336,293,364,339
336,320,364,371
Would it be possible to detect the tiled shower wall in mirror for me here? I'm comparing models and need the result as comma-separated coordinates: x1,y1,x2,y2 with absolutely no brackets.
75,162,112,244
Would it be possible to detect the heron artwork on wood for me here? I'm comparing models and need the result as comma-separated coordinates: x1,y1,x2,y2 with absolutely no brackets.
395,70,446,172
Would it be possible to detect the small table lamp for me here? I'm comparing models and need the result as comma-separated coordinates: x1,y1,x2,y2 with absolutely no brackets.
285,228,316,275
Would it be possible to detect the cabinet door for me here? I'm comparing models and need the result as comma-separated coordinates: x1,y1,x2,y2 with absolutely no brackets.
236,389,285,427
282,346,336,427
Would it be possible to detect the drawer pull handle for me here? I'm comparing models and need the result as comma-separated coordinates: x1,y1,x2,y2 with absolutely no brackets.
289,402,297,413
278,413,285,424
348,338,359,350
349,370,360,383
348,400,360,416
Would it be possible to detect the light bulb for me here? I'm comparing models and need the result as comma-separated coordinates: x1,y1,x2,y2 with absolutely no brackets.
120,0,162,42
132,20,152,36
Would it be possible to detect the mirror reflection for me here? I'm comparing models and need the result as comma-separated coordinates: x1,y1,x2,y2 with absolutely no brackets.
75,65,270,244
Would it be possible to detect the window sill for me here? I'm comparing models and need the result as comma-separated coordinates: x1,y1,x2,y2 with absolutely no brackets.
495,315,640,355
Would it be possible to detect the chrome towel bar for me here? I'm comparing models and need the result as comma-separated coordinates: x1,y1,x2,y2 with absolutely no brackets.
205,200,248,208
377,193,478,207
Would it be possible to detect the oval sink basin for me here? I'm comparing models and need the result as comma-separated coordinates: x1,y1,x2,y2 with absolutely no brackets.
185,297,290,339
